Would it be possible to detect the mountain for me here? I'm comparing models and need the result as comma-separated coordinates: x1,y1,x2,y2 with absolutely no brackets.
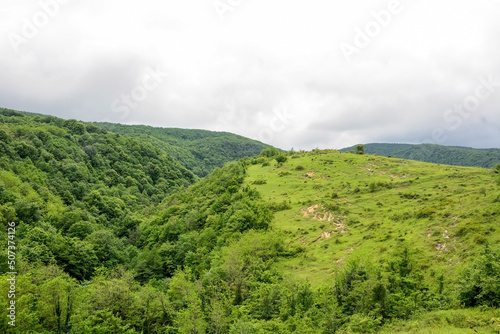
341,143,500,168
96,122,272,177
1,108,500,333
243,149,500,332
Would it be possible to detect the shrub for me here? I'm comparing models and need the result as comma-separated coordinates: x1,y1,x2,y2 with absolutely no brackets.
458,246,500,307
275,155,287,163
415,207,437,219
268,200,291,212
399,192,420,199
260,147,280,157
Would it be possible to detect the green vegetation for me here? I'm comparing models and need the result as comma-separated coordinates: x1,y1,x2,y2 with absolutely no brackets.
96,122,271,177
0,109,499,333
341,143,500,168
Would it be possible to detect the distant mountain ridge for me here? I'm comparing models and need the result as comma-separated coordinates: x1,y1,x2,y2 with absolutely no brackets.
0,108,272,177
96,122,272,177
341,143,500,168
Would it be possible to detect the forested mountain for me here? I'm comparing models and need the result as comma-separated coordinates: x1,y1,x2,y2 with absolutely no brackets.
341,143,500,168
0,108,196,279
0,109,500,333
97,122,272,177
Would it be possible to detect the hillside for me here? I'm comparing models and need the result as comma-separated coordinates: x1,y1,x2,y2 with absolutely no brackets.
0,110,500,333
0,108,196,277
245,149,500,332
341,143,500,168
247,150,500,284
97,122,272,177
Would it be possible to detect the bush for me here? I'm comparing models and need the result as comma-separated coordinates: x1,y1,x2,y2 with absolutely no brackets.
260,147,280,157
415,207,437,219
458,246,500,307
345,314,381,333
268,200,291,212
275,155,287,163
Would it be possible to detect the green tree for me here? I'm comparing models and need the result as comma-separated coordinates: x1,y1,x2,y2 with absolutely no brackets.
169,271,207,334
356,144,365,155
275,155,288,164
458,246,500,307
14,198,41,223
86,230,127,267
260,147,280,157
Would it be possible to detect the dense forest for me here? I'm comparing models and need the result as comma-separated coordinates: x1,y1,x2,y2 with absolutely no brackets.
96,122,272,177
341,143,500,168
0,109,500,333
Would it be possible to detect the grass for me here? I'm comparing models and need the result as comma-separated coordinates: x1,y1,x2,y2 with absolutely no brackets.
378,308,500,333
246,150,500,287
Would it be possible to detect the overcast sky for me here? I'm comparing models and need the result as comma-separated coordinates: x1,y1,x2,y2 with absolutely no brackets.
1,0,499,150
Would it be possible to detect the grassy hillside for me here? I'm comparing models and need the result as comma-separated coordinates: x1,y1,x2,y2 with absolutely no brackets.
246,150,500,285
341,143,500,168
243,149,500,332
97,122,272,177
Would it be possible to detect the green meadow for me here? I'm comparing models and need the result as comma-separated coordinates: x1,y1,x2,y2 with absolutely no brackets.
247,149,500,286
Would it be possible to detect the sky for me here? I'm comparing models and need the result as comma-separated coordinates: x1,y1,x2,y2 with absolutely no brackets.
1,0,499,150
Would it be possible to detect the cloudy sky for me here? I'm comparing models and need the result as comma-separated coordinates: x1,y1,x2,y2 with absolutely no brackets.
1,0,499,150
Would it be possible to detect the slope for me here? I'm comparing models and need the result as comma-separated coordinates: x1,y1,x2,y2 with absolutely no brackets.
246,149,500,286
97,122,272,177
341,143,500,168
0,108,196,279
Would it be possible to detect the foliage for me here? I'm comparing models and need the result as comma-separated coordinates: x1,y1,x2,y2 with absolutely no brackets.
275,155,288,164
341,143,500,168
0,108,195,281
97,122,271,177
260,147,280,158
458,246,500,307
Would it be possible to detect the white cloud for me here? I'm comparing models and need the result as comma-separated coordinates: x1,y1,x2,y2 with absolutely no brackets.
1,0,499,150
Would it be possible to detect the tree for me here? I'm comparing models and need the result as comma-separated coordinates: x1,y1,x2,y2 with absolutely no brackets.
260,147,280,158
275,155,287,164
168,271,207,334
85,230,127,267
458,246,500,307
14,198,41,223
356,145,365,155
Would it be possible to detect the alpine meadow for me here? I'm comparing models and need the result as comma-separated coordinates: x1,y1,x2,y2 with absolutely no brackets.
0,108,499,333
